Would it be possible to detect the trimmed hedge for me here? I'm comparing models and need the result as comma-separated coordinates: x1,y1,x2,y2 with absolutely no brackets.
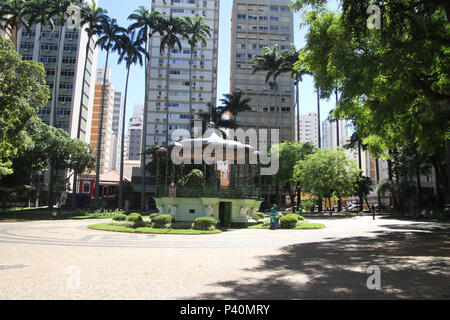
126,213,143,226
255,212,265,221
149,213,158,220
112,213,127,222
153,214,173,229
192,217,217,231
280,214,299,229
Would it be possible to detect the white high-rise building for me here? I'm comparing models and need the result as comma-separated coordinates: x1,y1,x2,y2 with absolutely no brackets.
128,105,144,161
296,112,319,147
111,92,124,171
146,0,220,148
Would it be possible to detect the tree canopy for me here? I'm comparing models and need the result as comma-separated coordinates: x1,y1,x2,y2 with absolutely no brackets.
0,36,49,177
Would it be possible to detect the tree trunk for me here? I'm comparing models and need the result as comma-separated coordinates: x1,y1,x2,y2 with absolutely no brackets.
358,141,364,212
48,24,65,209
415,150,422,208
432,156,443,207
119,65,131,209
296,80,300,142
189,46,194,136
72,36,92,208
141,39,150,211
446,139,450,201
94,50,110,208
317,88,321,148
165,50,171,146
375,158,382,207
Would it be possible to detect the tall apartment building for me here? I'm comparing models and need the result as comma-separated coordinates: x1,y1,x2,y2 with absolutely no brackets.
296,112,319,147
146,0,220,148
322,117,350,150
110,92,124,171
230,0,295,146
322,117,360,165
17,0,98,142
128,105,144,161
89,67,115,174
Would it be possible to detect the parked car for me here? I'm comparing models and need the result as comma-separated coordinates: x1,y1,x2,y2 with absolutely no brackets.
344,204,359,212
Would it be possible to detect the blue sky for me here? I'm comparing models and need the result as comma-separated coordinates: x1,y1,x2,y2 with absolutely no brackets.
97,0,338,131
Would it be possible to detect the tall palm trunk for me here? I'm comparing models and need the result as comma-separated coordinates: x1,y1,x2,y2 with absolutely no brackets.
189,45,194,136
296,79,300,142
72,36,92,208
119,65,131,209
317,88,321,148
48,23,65,208
165,49,171,146
140,39,149,210
94,49,110,208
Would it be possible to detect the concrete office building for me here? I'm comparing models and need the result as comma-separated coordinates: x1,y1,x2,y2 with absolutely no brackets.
18,0,98,142
230,0,295,146
146,0,220,148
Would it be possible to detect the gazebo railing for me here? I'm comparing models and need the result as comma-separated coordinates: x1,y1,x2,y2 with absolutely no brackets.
156,185,262,200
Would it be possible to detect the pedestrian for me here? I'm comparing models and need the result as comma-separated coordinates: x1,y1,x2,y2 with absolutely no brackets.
298,204,303,216
371,204,376,220
270,204,281,230
310,204,315,215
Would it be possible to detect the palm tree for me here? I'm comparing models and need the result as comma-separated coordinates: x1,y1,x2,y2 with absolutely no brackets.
198,102,238,132
182,16,211,136
159,15,184,147
128,6,161,210
0,0,29,51
27,0,56,62
252,46,284,133
219,92,252,122
71,2,107,207
115,31,146,210
94,17,125,208
280,44,310,142
43,0,76,208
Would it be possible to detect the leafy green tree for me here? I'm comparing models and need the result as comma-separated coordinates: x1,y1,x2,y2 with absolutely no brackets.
0,36,49,177
27,0,56,60
271,141,316,207
292,0,450,206
178,169,204,189
294,149,362,209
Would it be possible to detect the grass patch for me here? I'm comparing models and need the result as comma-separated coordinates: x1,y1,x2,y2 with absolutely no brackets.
0,210,122,222
88,223,221,235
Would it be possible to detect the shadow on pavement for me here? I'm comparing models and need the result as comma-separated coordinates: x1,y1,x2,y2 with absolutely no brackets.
191,221,450,300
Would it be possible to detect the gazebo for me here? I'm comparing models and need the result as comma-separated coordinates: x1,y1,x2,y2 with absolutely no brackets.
153,123,263,228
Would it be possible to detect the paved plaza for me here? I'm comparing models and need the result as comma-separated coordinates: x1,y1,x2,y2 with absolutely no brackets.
0,216,449,300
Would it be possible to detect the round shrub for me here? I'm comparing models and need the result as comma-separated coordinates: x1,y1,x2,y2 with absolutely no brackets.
112,213,127,222
255,212,265,221
153,214,173,229
149,213,158,220
280,214,299,229
127,213,143,224
192,217,217,231
298,215,305,221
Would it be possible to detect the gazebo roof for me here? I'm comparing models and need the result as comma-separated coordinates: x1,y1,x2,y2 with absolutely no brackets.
168,127,254,151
